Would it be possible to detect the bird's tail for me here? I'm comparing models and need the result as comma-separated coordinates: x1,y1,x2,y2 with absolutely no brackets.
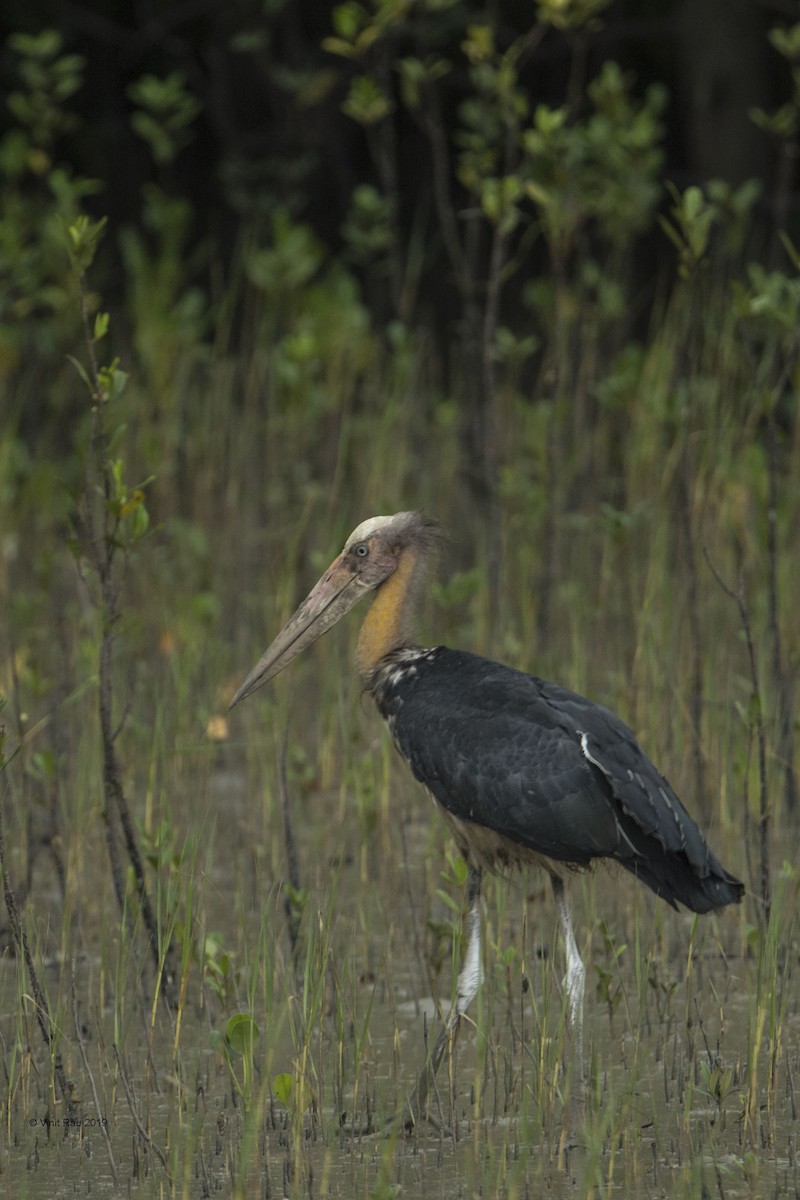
623,853,744,914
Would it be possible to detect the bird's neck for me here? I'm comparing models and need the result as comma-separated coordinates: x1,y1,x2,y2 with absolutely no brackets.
356,548,420,682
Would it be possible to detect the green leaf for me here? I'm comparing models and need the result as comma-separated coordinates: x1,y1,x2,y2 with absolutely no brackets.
778,230,800,271
321,36,358,59
462,24,494,64
435,888,461,913
769,22,800,62
682,185,703,222
64,214,108,274
225,1012,260,1056
128,503,150,541
66,354,94,396
342,76,392,125
332,2,365,41
93,311,110,341
273,1072,293,1106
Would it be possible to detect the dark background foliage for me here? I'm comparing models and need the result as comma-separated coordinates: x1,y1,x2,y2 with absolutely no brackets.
0,0,792,325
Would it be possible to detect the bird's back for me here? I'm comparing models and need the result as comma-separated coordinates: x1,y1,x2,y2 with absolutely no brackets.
372,647,743,913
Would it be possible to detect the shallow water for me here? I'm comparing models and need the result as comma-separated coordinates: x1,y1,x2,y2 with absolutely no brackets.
1,754,797,1199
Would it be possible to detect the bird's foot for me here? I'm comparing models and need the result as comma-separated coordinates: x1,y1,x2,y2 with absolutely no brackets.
386,1014,461,1135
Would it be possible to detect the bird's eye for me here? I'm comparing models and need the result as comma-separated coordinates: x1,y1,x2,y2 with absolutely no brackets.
355,543,369,557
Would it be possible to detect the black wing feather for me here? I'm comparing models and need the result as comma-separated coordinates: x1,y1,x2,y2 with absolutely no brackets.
378,648,743,913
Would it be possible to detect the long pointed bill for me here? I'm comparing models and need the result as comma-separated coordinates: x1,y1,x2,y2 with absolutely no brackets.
229,556,370,708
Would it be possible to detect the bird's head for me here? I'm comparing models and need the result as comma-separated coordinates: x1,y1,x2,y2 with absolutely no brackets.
229,510,438,707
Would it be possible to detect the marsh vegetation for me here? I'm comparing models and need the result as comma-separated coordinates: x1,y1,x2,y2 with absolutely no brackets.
1,6,799,1197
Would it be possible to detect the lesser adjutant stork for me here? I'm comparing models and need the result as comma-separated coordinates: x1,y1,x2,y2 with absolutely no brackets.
231,511,743,1123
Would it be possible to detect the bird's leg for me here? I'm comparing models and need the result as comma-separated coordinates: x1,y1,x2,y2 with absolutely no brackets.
550,874,585,1070
454,865,484,1016
399,865,483,1129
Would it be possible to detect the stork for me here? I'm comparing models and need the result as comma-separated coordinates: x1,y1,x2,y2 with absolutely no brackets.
230,511,743,1124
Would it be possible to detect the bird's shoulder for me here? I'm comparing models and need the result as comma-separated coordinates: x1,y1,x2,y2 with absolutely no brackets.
376,646,633,741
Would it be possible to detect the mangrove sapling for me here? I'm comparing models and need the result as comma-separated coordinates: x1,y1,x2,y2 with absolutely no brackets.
64,215,178,1007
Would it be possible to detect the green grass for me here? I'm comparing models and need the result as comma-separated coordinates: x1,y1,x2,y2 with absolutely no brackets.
0,728,796,1196
1,239,799,1199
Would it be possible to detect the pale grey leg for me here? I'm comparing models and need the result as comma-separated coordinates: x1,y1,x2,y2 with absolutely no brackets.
400,866,482,1128
550,873,585,1068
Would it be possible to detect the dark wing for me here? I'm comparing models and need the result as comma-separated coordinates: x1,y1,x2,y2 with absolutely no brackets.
383,649,743,912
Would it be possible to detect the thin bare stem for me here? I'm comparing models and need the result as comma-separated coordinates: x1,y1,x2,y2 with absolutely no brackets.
703,548,770,921
0,784,73,1108
71,966,118,1186
765,406,797,815
113,1042,172,1178
279,728,302,981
